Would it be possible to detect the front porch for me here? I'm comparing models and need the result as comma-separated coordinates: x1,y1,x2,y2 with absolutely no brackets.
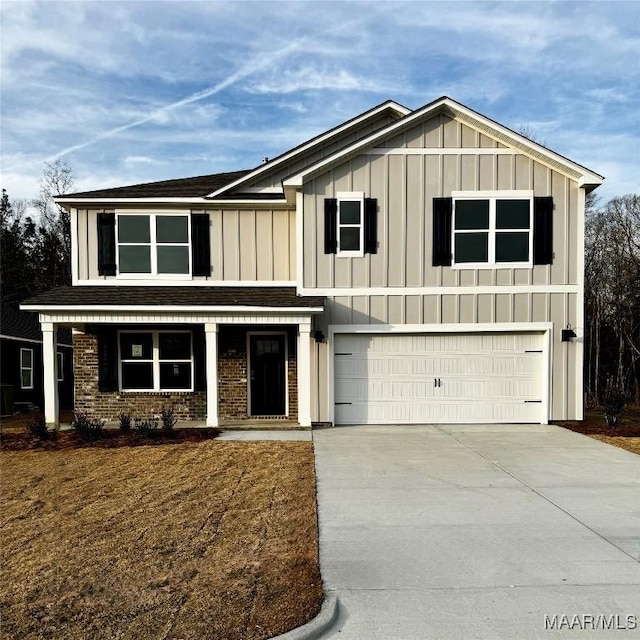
21,286,324,429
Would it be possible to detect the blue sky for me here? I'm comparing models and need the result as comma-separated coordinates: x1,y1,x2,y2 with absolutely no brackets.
1,0,638,202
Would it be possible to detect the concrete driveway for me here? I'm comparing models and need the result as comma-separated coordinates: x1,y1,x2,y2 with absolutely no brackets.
312,424,640,639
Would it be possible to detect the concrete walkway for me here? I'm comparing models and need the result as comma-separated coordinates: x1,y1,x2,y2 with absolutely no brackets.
312,424,640,639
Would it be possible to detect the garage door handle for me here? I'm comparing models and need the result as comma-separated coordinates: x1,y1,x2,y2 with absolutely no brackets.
335,402,352,405
434,378,442,387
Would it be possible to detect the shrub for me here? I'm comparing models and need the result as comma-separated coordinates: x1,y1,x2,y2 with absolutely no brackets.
601,381,626,428
72,412,105,441
160,406,177,431
133,417,159,437
26,414,50,441
118,412,132,433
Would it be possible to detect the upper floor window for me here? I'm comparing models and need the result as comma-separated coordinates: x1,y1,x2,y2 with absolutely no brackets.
116,213,191,276
324,193,377,256
452,192,533,268
337,192,364,257
98,212,211,278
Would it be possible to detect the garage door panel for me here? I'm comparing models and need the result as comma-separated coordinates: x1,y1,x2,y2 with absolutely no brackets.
334,332,545,424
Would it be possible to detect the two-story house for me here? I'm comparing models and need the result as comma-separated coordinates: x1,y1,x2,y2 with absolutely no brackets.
22,96,603,428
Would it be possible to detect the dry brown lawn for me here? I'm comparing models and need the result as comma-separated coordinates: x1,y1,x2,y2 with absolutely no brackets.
0,441,322,639
556,405,640,455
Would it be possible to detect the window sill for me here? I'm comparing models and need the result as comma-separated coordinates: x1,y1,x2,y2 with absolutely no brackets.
119,389,195,394
451,262,533,270
336,252,365,258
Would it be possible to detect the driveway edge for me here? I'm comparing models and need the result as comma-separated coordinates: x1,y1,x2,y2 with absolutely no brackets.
271,593,339,640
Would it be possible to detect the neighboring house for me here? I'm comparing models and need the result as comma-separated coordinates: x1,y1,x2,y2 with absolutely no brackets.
22,96,603,427
0,306,73,416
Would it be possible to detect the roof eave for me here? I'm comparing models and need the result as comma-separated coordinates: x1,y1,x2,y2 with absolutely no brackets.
282,96,604,189
206,100,412,199
54,197,289,206
21,304,324,313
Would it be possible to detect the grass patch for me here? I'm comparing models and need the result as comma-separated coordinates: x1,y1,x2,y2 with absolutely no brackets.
556,405,640,455
0,441,322,639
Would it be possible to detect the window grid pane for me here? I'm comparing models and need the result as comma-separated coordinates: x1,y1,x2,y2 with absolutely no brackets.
157,246,189,274
496,232,530,262
118,215,150,243
156,216,188,243
118,246,151,273
455,200,489,230
339,227,361,252
454,232,488,263
496,200,530,229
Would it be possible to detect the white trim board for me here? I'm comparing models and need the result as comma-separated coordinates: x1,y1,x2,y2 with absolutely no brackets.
367,147,517,155
73,279,297,287
329,322,553,335
37,312,318,325
298,285,579,296
22,304,324,313
56,197,289,205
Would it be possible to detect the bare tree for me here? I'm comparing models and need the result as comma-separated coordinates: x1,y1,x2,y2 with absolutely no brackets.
30,159,75,290
584,194,640,404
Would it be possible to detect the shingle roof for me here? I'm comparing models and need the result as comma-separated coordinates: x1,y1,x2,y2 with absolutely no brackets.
1,305,72,345
22,286,325,309
63,170,253,199
1,306,43,341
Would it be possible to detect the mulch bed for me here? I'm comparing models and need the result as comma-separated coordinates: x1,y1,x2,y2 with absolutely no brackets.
555,405,640,455
0,428,220,451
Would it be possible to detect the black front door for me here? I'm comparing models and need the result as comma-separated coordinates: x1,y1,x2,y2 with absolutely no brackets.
249,334,286,416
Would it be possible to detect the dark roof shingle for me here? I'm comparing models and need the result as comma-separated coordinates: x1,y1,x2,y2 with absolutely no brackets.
22,286,324,309
62,170,253,199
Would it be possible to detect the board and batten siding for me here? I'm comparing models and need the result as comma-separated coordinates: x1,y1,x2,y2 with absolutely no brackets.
305,114,584,423
302,114,580,289
74,207,296,282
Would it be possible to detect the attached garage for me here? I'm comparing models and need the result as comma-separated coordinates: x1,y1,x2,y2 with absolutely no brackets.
333,331,549,425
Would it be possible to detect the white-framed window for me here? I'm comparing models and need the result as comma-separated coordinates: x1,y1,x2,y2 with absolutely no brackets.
116,212,191,277
118,330,193,391
452,191,534,268
20,348,34,389
336,192,364,257
57,351,64,382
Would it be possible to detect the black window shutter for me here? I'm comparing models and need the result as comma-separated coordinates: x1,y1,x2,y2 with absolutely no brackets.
364,198,378,254
432,197,453,266
192,326,206,392
533,197,554,265
96,327,118,392
324,198,337,254
191,213,211,276
97,212,116,276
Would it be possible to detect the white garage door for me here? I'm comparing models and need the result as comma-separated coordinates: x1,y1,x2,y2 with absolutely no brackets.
334,333,545,424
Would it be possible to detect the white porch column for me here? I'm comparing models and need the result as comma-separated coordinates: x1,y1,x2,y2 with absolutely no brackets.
41,321,59,427
204,323,219,427
297,323,312,427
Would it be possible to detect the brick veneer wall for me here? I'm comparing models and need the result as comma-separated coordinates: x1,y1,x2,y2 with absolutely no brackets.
74,326,298,423
73,332,205,421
